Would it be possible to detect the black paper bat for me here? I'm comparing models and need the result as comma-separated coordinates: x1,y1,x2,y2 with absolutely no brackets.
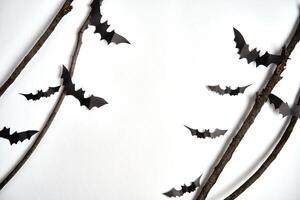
163,175,202,198
184,125,227,139
61,66,108,110
268,93,291,117
233,28,284,67
89,0,130,44
0,127,38,145
20,86,61,101
207,84,251,96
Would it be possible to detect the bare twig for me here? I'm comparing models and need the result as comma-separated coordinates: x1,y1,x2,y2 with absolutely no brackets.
195,19,300,200
0,16,90,191
224,95,300,200
0,0,73,98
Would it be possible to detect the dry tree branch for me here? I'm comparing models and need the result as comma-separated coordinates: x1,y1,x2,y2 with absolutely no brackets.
0,0,73,98
0,15,90,191
195,19,300,200
224,94,300,200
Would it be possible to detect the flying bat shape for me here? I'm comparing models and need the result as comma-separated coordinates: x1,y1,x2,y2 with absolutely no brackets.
89,0,130,44
233,28,284,67
0,127,38,145
163,175,202,198
61,66,108,110
268,93,291,117
207,84,251,96
20,86,61,101
184,125,227,139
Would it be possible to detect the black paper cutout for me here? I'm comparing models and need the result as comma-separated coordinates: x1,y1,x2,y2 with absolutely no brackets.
89,0,130,44
20,86,61,101
163,175,202,198
184,125,227,139
233,28,284,67
268,94,291,117
61,66,108,110
207,84,251,96
0,127,38,145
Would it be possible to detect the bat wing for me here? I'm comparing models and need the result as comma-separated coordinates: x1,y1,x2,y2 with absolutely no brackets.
233,27,247,55
207,85,225,95
0,127,38,145
233,28,283,67
89,0,130,44
255,52,283,67
184,125,205,138
20,86,60,101
210,129,228,138
268,94,291,117
87,95,108,109
61,65,73,86
9,130,38,145
21,93,37,100
237,84,251,94
163,188,183,197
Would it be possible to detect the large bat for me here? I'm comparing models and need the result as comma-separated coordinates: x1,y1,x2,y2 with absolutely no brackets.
233,28,284,67
207,84,251,96
89,0,130,44
184,125,227,139
0,127,38,145
61,66,108,110
20,86,60,101
163,175,202,198
268,93,291,117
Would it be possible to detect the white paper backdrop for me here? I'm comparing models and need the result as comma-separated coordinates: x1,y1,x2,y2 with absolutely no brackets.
0,0,300,199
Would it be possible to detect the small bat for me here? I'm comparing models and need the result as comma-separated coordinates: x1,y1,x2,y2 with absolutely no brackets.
20,86,61,101
0,127,38,145
184,125,227,139
61,66,108,110
89,0,130,44
163,175,202,198
268,93,291,117
207,84,251,96
233,28,284,67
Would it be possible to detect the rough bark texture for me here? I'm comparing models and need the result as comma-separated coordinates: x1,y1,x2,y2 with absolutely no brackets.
0,16,89,191
195,20,300,200
224,97,300,200
0,0,73,98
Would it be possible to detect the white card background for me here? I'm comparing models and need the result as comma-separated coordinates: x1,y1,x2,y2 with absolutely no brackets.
0,0,300,199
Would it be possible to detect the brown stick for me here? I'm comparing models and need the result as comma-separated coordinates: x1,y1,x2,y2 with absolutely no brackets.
0,16,90,191
195,20,300,200
0,0,73,98
224,96,300,200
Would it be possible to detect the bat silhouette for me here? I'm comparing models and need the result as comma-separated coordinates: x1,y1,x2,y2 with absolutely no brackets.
207,84,251,96
268,93,291,117
0,127,38,145
20,86,61,101
184,125,227,139
233,28,284,67
89,0,130,44
61,66,108,110
163,175,202,198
